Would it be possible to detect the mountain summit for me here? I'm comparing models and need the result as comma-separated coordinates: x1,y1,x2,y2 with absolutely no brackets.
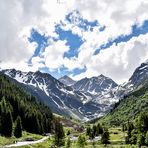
72,74,118,94
59,75,76,86
129,60,148,88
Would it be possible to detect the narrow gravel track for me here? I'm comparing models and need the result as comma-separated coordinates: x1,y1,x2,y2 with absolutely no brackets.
4,136,49,148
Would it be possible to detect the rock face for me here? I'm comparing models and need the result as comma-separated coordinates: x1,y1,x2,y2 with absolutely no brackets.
72,74,118,94
128,60,148,88
59,75,76,86
113,60,148,99
71,74,119,109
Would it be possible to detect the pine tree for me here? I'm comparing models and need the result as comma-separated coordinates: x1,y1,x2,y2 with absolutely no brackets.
125,121,134,144
96,123,103,135
14,116,22,138
3,110,13,137
101,128,110,144
0,97,13,137
122,123,125,132
92,125,97,137
0,74,53,136
137,112,148,133
86,126,91,136
54,119,65,146
130,129,137,144
67,130,71,136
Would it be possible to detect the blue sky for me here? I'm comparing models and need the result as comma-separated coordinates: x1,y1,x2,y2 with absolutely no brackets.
55,25,84,58
1,0,148,83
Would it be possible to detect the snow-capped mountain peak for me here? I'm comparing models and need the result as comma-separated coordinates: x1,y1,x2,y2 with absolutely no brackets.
72,74,118,94
115,59,148,99
128,60,148,88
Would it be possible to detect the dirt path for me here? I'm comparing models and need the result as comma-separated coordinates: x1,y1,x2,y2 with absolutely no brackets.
4,136,49,148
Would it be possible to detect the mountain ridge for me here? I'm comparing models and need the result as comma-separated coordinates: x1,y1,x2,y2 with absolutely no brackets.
59,75,76,86
1,59,148,121
2,69,109,121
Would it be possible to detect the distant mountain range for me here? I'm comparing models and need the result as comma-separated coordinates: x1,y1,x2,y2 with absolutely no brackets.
1,60,148,121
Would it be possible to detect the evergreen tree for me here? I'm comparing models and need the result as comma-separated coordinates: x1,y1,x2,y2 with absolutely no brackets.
5,111,13,137
96,123,103,135
101,128,110,144
92,125,97,137
14,116,22,138
0,74,53,136
0,97,13,137
86,126,91,136
137,112,148,133
54,119,65,146
130,129,137,144
122,123,126,132
125,121,134,144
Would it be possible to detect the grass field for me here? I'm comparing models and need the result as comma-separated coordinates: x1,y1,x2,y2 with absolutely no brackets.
1,128,147,148
0,131,43,147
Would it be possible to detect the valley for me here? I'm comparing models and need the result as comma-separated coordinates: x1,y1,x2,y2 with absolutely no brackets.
0,60,148,147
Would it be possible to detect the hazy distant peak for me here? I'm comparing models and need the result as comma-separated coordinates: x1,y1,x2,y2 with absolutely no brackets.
59,75,76,86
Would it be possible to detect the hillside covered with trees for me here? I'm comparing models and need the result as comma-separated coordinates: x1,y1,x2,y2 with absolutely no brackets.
0,73,53,137
100,83,148,126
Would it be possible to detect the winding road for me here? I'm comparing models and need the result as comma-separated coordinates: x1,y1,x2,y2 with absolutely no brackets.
4,136,49,148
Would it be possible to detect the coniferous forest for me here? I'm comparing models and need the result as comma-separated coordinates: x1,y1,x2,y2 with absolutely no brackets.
0,74,53,136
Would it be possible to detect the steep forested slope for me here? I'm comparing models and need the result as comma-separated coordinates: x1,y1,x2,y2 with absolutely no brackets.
0,73,53,135
100,83,148,126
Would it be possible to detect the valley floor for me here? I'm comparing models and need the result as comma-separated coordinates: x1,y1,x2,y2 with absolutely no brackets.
1,128,147,148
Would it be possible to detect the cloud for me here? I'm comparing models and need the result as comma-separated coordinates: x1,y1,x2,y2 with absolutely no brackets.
1,0,148,83
68,0,148,55
43,40,69,70
0,0,44,64
0,0,71,65
72,33,148,84
63,57,84,70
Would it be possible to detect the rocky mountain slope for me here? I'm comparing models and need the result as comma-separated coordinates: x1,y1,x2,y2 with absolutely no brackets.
59,75,76,86
100,81,148,126
2,60,148,121
100,60,148,125
72,74,119,105
126,60,148,89
72,74,118,94
2,69,107,121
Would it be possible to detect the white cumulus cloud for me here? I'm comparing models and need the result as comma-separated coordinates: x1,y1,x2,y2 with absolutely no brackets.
1,0,148,83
